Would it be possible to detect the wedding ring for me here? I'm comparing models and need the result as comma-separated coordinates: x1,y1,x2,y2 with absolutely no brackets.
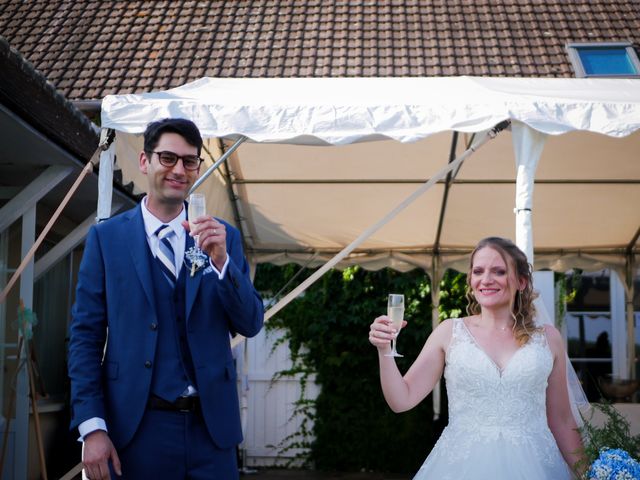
213,228,217,234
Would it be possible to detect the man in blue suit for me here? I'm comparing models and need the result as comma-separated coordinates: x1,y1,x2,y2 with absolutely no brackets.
68,118,264,479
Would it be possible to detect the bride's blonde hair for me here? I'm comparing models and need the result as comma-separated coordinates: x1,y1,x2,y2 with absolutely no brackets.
465,237,540,345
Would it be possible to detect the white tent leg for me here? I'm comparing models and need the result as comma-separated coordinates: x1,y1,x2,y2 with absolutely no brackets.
513,125,594,421
511,121,547,265
625,255,636,379
611,270,629,379
97,141,115,222
95,128,116,222
430,256,442,420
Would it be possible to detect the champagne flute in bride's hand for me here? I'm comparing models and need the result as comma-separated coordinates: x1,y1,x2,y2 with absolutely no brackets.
385,294,404,358
188,193,206,253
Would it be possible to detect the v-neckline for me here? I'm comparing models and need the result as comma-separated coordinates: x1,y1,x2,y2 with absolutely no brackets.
460,319,526,376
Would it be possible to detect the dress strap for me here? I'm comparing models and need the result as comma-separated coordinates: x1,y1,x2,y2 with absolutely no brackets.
446,318,470,354
530,325,549,347
452,317,473,339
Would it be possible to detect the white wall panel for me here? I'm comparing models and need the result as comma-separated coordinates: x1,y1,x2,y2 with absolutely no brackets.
237,328,319,467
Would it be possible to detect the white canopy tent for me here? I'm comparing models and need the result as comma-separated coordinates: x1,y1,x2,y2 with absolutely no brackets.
100,77,640,381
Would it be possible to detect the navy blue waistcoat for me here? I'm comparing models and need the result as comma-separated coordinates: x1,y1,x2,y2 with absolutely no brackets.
148,249,197,402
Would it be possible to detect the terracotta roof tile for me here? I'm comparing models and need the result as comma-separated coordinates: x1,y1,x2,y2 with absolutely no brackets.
1,0,639,100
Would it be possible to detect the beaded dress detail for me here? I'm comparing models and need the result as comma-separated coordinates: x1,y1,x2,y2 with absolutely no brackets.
413,318,571,480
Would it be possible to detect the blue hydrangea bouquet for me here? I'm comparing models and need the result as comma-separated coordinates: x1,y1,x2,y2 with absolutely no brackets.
588,448,640,480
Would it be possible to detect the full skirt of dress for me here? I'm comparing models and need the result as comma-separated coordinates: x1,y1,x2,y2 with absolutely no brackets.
413,318,573,480
413,424,571,480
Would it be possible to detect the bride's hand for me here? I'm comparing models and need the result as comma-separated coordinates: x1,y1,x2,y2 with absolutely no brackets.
369,315,407,350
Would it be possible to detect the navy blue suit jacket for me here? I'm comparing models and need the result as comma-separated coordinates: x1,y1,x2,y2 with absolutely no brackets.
68,204,264,450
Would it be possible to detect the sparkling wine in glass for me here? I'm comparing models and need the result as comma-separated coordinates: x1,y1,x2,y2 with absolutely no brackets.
188,193,206,252
385,293,404,358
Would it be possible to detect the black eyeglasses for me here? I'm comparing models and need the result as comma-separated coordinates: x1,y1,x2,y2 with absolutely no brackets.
150,151,204,171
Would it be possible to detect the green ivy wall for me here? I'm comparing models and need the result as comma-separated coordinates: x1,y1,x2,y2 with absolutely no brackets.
254,264,468,473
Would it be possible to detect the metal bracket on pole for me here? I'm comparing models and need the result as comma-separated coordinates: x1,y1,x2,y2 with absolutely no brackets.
190,136,247,194
98,128,116,154
489,120,511,138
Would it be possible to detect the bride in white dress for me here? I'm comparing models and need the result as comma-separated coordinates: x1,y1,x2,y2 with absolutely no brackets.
369,237,585,479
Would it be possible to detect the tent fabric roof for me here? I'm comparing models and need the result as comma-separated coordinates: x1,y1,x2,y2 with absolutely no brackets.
101,77,640,273
102,77,640,143
2,1,639,101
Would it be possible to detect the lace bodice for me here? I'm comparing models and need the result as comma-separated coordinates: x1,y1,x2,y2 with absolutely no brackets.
413,318,570,479
445,318,552,433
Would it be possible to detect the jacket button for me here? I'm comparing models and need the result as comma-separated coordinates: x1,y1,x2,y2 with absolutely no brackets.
144,361,152,368
150,323,158,330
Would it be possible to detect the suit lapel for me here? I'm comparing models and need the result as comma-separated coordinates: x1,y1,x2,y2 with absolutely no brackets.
185,233,203,321
127,206,157,312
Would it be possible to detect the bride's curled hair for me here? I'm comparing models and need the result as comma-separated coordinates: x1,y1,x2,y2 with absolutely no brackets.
465,237,540,345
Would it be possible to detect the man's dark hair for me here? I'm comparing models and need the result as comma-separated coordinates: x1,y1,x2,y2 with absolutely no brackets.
143,118,203,155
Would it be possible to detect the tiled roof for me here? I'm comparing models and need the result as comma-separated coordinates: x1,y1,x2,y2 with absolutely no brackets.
0,0,638,101
0,36,98,160
0,36,141,198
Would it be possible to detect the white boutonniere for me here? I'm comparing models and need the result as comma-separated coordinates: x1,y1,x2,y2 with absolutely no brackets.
184,246,208,277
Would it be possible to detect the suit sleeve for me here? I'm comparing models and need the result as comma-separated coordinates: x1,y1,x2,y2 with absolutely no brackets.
216,223,264,338
68,225,108,430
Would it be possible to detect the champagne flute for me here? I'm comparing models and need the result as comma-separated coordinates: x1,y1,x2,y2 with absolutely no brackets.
384,294,404,358
188,192,206,253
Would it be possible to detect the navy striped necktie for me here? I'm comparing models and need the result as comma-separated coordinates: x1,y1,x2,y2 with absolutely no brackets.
155,225,177,287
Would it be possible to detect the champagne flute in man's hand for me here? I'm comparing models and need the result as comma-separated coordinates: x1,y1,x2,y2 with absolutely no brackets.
188,193,206,251
186,193,208,277
384,294,404,358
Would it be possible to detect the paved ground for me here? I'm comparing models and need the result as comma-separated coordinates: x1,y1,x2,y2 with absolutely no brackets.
240,469,410,480
63,467,409,479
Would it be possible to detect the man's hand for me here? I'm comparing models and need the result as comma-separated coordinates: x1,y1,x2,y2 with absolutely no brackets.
82,430,122,479
182,217,227,270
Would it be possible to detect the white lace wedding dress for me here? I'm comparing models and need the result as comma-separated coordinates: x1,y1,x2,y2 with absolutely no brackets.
414,318,572,480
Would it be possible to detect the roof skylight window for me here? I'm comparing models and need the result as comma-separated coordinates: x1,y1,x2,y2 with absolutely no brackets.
567,42,640,78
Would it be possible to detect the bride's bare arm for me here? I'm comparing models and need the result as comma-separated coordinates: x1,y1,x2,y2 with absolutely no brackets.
369,317,452,412
544,324,586,475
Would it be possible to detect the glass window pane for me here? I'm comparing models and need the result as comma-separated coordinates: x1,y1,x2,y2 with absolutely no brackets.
577,48,637,75
566,312,612,402
566,313,612,357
